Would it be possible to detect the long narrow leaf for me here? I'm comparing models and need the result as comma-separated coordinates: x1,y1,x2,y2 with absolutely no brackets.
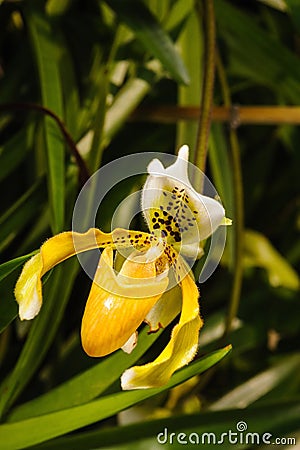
106,0,189,84
26,5,65,233
215,0,300,103
209,353,300,410
0,260,79,417
0,346,231,450
9,326,164,421
9,286,180,421
0,179,46,253
29,399,300,450
0,125,34,183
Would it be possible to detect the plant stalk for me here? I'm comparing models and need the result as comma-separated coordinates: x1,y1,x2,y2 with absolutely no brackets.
194,0,216,190
216,53,244,336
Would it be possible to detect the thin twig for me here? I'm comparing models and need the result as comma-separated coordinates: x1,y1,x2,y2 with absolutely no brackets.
130,105,300,125
0,102,90,185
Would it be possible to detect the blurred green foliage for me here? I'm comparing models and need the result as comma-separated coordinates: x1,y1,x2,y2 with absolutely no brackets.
0,0,299,449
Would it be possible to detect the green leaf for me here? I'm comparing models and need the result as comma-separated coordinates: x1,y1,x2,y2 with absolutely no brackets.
33,399,300,450
244,229,300,290
0,125,34,183
257,0,287,11
0,296,17,336
106,0,190,85
26,4,65,233
56,31,80,138
215,0,300,103
209,124,235,268
164,0,194,32
9,286,181,421
0,346,231,449
0,254,37,285
0,179,46,253
9,327,164,421
46,0,72,16
176,8,203,153
0,260,79,417
103,76,153,147
286,0,300,33
209,124,234,217
209,353,300,410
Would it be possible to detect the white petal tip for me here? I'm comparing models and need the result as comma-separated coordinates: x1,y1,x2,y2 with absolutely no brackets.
120,369,135,390
178,145,189,161
121,332,138,354
147,158,164,176
121,369,153,390
18,290,41,321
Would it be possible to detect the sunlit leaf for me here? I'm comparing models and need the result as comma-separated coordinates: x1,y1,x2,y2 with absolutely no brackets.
21,398,300,450
0,346,231,449
209,353,300,410
244,229,300,290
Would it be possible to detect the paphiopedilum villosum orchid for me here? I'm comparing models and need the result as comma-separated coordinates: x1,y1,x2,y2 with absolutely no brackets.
14,145,230,390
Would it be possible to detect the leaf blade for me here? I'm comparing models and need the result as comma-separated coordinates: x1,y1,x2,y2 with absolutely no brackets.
106,0,189,84
26,5,65,233
0,346,231,449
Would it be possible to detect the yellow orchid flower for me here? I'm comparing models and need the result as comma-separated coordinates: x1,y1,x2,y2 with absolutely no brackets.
14,145,229,390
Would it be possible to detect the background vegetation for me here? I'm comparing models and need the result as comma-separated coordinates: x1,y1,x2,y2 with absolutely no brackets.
0,0,299,448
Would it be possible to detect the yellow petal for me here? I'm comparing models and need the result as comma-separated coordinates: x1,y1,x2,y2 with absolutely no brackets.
14,253,43,320
15,228,153,321
145,284,182,332
81,247,169,357
121,270,203,390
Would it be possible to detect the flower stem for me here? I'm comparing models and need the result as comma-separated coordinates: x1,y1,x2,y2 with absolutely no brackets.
216,53,244,336
194,0,216,189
